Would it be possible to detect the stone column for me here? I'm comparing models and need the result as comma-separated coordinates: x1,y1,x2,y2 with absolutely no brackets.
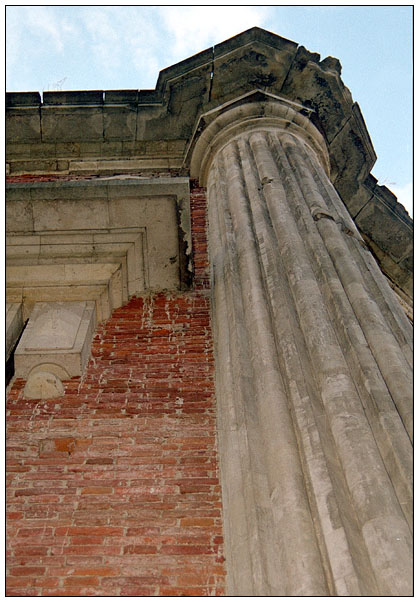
192,99,412,596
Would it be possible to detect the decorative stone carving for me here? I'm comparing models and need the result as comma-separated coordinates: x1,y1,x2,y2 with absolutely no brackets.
191,97,412,596
23,370,65,400
14,301,96,398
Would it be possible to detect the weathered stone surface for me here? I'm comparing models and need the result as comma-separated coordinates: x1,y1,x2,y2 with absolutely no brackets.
330,104,376,200
33,198,109,231
210,35,297,104
14,301,96,381
6,198,33,232
6,92,41,107
6,109,41,143
194,99,412,596
42,90,104,105
6,178,192,314
103,106,137,141
41,107,104,142
354,177,413,262
23,370,65,399
7,263,123,323
143,61,213,140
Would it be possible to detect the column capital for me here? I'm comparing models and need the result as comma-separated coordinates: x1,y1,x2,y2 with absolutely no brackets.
187,89,330,186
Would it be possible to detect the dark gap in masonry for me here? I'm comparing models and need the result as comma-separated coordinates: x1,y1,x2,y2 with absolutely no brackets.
6,319,29,388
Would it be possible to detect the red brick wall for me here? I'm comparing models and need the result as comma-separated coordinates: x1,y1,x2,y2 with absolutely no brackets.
190,183,210,290
6,183,226,596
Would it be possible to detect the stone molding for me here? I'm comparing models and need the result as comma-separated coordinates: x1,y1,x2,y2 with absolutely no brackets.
6,262,124,324
187,90,329,185
6,177,192,321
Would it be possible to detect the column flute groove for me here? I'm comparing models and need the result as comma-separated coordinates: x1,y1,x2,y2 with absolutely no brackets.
269,131,412,528
247,129,412,595
208,162,270,595
299,139,413,365
217,140,329,595
236,135,363,595
282,134,413,440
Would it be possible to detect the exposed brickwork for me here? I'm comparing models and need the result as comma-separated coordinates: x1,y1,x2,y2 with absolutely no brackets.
6,293,224,596
190,182,210,290
6,171,182,183
6,182,225,595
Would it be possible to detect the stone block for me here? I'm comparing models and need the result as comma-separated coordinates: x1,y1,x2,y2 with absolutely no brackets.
101,141,124,156
14,301,96,381
6,143,33,159
137,89,161,104
355,200,413,264
41,108,104,142
6,200,34,233
43,91,104,105
281,46,353,143
331,113,376,202
6,92,41,107
144,62,212,140
32,199,109,231
108,196,179,290
104,90,139,104
23,370,65,399
103,107,137,141
341,182,373,218
6,110,41,143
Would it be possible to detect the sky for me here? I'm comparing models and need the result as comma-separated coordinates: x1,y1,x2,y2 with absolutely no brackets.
5,5,413,216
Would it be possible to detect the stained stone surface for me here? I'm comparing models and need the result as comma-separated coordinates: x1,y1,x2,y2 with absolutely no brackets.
24,303,85,351
14,301,96,380
23,370,65,400
196,99,412,596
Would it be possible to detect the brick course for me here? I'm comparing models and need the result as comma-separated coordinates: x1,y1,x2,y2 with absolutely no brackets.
6,182,225,596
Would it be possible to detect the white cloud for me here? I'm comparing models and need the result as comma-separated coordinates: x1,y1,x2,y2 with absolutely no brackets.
6,6,81,89
389,182,413,217
80,8,122,72
6,8,22,74
22,6,70,52
6,5,272,90
76,7,166,87
157,6,272,65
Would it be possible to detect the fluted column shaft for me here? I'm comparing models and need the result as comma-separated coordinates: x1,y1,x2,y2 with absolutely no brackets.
206,119,412,596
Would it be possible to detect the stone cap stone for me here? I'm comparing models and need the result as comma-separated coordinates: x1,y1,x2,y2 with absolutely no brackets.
6,92,41,107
